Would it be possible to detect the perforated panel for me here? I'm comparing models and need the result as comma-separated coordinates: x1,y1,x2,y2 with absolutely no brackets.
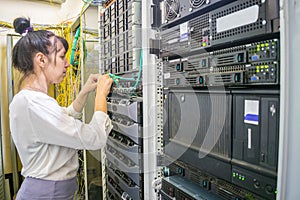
190,13,210,49
211,0,266,45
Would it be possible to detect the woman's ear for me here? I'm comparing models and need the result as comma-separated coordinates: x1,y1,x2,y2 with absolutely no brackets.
34,52,47,68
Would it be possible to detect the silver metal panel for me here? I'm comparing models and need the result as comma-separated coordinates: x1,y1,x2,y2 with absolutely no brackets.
142,1,163,199
277,0,300,199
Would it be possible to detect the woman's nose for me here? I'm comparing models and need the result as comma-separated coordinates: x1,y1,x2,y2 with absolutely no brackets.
65,59,70,68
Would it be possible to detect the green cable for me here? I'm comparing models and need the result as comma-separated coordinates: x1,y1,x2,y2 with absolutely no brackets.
70,27,80,66
109,73,135,81
132,49,143,90
70,27,88,66
108,49,143,92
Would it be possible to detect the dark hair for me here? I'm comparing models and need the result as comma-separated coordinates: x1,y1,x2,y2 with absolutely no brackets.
12,17,69,88
13,17,31,35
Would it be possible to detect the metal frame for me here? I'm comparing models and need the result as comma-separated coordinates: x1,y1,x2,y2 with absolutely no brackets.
6,35,20,196
82,37,102,200
142,1,163,199
0,55,6,200
98,4,108,199
277,0,300,199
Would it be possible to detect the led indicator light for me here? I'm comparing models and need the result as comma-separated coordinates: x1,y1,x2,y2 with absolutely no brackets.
202,59,206,67
251,75,259,81
175,78,180,85
178,168,182,174
251,55,259,61
199,76,204,84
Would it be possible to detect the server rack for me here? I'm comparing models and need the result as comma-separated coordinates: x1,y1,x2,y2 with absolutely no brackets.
99,1,162,199
94,0,300,199
158,0,281,199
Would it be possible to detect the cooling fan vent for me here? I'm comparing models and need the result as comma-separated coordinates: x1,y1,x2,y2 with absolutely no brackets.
189,0,206,8
165,0,180,22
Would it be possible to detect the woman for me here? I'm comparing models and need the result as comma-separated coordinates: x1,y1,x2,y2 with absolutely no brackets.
9,17,113,200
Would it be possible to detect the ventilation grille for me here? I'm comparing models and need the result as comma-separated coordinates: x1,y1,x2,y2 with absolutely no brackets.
215,187,234,199
186,60,199,70
209,74,233,83
189,0,206,8
216,55,237,65
213,46,247,55
186,77,197,84
165,0,180,21
191,94,231,157
165,79,176,85
190,13,210,49
216,180,250,198
211,0,264,42
212,65,245,73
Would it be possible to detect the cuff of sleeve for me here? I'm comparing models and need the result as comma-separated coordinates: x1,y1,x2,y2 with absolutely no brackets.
93,111,113,136
65,103,82,118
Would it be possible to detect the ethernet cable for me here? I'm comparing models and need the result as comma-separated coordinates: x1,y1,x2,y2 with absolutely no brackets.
108,49,143,92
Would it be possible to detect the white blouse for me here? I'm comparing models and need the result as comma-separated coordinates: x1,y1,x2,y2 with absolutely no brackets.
9,89,112,181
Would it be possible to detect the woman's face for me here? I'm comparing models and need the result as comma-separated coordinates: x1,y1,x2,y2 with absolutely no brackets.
44,37,69,84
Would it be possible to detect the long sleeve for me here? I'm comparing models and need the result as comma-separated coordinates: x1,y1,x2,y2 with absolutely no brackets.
28,96,112,150
63,103,82,119
9,90,113,180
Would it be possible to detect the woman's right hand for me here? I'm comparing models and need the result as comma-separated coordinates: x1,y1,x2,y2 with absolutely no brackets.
96,74,113,98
